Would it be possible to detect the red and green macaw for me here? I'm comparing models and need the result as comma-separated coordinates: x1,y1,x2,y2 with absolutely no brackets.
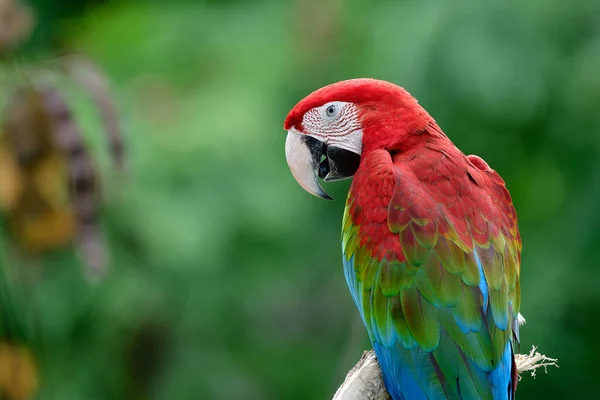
284,79,523,400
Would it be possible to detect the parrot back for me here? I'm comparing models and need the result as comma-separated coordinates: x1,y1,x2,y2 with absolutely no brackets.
341,146,520,400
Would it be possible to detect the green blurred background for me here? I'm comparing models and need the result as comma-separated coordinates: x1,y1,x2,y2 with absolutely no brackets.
2,0,600,398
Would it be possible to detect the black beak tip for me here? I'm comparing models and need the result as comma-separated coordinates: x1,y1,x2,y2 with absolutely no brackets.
317,190,334,201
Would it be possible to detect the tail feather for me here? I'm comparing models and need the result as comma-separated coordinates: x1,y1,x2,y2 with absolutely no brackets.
373,329,516,400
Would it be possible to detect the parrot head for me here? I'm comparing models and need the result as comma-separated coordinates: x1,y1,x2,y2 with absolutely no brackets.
284,78,433,199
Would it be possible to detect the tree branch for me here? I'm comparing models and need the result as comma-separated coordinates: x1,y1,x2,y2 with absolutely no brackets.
332,347,558,400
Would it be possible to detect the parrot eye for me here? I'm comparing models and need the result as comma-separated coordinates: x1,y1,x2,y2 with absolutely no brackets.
324,103,339,119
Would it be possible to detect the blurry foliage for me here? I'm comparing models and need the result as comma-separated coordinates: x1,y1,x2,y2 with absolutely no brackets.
0,0,598,399
0,1,127,399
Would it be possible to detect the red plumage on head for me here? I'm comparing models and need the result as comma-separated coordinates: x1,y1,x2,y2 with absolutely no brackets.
284,78,435,154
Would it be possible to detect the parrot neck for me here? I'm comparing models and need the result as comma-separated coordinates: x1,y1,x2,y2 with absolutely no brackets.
358,98,443,155
361,116,446,156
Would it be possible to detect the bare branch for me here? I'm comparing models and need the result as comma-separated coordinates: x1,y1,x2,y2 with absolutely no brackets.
332,351,390,400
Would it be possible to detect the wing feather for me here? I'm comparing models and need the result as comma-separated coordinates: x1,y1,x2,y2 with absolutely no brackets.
342,147,521,399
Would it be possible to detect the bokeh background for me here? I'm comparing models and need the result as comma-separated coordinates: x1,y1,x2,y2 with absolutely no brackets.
1,0,599,398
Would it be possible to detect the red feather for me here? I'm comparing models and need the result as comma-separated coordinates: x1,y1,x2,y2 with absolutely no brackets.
348,128,519,268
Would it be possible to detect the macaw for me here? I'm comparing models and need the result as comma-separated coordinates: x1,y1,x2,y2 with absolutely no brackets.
284,79,522,400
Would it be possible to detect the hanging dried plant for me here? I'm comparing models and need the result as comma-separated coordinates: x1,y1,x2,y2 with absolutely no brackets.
0,0,33,57
0,0,127,280
0,79,125,279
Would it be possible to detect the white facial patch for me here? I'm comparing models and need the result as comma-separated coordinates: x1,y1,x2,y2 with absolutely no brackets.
331,128,363,155
301,102,363,156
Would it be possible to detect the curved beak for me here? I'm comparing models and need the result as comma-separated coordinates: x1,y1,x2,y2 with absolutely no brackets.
285,131,361,200
285,131,332,199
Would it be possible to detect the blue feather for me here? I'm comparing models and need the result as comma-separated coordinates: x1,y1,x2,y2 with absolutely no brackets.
342,252,360,309
490,341,514,400
474,250,489,311
374,342,428,400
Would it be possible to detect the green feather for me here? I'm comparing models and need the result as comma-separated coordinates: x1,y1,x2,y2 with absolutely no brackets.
432,331,494,399
343,226,359,260
488,310,510,362
421,253,461,307
354,247,370,274
390,296,418,349
414,270,439,306
362,257,379,291
361,284,374,338
373,274,396,346
489,280,510,330
513,278,521,313
434,238,466,276
411,220,438,248
381,260,418,296
400,227,429,266
461,251,480,287
400,286,440,351
438,310,494,371
454,285,483,333
482,245,504,291
505,246,519,290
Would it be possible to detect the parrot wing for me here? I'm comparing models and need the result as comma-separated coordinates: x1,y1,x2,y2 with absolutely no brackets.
342,148,521,400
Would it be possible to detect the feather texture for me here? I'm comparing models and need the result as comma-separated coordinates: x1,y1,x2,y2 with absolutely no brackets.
342,132,521,400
